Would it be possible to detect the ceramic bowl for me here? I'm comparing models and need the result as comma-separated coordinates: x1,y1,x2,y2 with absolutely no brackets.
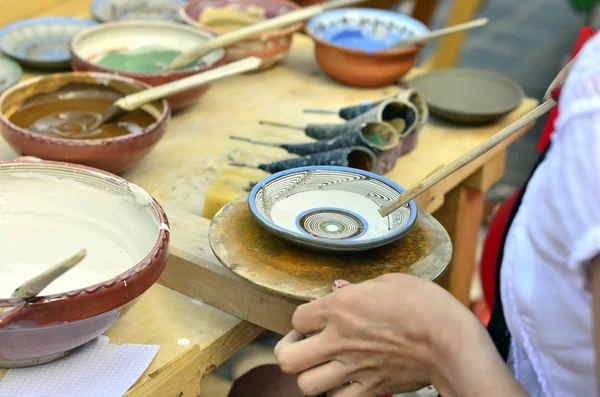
0,157,169,368
0,72,170,174
305,9,429,88
0,56,22,95
70,21,225,111
0,17,97,70
91,0,187,23
181,0,303,70
248,165,418,253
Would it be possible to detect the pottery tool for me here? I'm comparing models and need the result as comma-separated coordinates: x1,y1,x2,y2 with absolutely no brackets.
303,87,429,123
229,146,378,173
389,17,488,49
378,85,563,217
260,98,418,140
208,197,451,301
230,122,400,156
11,250,87,299
168,0,364,70
95,56,262,127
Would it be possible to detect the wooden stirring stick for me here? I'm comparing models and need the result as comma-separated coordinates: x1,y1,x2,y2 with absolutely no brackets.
11,249,87,299
98,56,262,126
390,18,489,49
168,0,365,70
378,88,561,218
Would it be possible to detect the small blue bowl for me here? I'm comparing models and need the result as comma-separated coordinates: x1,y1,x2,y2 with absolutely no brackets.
0,17,97,70
91,0,188,23
248,166,418,253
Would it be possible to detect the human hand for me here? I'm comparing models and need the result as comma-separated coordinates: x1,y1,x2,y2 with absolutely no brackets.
274,273,487,397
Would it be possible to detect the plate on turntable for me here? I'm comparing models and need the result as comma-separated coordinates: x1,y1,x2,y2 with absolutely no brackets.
248,166,418,253
409,68,524,124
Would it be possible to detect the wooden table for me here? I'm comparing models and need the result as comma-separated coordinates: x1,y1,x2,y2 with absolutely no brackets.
0,2,538,394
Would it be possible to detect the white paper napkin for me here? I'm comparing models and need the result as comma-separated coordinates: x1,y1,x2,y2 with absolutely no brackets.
0,336,160,397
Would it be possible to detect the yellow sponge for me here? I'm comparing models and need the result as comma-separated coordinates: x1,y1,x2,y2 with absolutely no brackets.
203,166,270,219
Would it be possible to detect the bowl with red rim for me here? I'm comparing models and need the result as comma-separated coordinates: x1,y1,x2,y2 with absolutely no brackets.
0,157,170,368
180,0,303,70
0,71,170,174
70,20,226,110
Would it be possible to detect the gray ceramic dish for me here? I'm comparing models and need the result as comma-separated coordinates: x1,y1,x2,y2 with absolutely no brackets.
91,0,187,23
0,56,22,94
248,166,418,253
409,68,524,124
0,17,97,70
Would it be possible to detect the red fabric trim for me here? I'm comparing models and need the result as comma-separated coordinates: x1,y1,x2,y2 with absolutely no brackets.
536,26,597,152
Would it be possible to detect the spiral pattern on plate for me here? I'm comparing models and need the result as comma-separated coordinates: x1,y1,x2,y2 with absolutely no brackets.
299,209,365,240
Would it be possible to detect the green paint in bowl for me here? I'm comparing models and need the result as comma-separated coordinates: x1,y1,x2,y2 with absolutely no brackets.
94,46,206,73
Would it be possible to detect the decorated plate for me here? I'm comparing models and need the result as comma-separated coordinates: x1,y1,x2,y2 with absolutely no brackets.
0,17,97,70
248,166,418,253
91,0,187,23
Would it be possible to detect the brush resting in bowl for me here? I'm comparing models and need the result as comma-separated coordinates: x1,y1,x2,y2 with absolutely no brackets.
89,46,208,73
8,85,155,139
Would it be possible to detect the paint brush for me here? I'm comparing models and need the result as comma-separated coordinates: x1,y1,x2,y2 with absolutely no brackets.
11,249,88,299
231,122,400,156
303,88,428,123
229,146,378,173
168,0,365,70
378,85,563,217
94,57,262,127
260,98,418,140
390,18,489,49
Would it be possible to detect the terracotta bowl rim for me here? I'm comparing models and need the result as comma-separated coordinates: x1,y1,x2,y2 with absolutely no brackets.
69,20,227,79
180,0,304,40
0,158,170,307
0,71,171,147
305,8,428,57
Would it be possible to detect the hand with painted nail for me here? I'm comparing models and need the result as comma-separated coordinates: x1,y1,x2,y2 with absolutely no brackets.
274,273,528,397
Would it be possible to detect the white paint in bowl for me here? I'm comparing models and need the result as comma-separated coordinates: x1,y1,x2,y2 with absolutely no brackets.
0,171,160,298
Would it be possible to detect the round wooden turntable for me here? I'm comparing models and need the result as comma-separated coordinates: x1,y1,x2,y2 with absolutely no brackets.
209,197,452,301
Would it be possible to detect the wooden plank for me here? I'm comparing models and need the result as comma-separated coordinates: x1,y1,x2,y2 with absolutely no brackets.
433,185,484,306
411,0,439,26
162,207,299,335
0,285,264,393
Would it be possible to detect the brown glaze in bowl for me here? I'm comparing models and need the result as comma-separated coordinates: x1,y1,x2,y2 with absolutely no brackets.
0,157,170,368
305,9,429,88
70,21,226,110
181,0,303,70
0,72,170,174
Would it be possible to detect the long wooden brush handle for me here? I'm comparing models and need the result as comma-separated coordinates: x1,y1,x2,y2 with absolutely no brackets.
378,98,557,217
115,57,262,111
169,0,364,69
391,18,488,49
11,249,87,298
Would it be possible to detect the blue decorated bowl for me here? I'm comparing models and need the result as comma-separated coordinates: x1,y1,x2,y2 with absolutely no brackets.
305,9,429,87
0,56,22,95
0,17,97,70
91,0,188,23
248,166,418,253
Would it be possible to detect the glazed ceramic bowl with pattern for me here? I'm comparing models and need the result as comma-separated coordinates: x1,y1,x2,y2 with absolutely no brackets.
0,56,22,95
70,21,225,110
305,9,429,88
248,166,418,253
181,0,303,70
0,72,170,174
0,157,170,368
91,0,187,23
0,17,97,70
